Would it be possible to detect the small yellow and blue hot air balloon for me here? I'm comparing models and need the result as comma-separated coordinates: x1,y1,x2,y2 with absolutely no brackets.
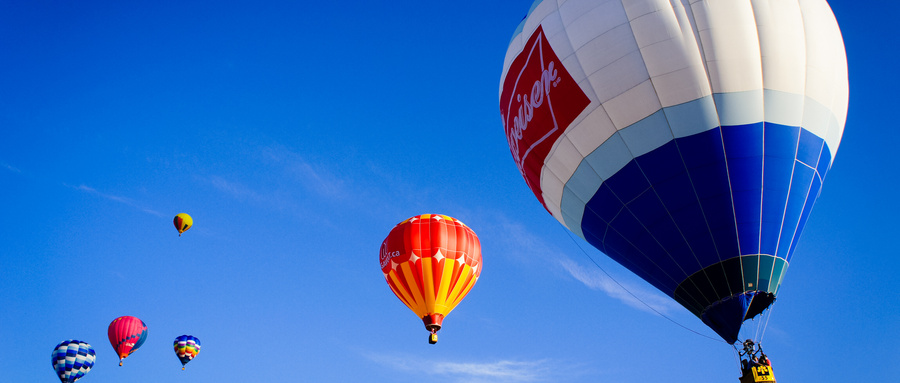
173,213,192,236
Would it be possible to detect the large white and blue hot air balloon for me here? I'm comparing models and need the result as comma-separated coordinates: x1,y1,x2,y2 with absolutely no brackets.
499,0,847,343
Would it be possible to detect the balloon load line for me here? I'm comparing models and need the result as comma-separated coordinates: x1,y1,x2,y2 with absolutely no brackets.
561,225,727,344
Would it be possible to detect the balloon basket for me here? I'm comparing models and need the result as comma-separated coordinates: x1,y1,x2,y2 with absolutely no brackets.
428,332,438,345
739,365,775,383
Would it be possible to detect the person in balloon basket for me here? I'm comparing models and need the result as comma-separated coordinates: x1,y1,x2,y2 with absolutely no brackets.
738,339,776,382
739,340,764,372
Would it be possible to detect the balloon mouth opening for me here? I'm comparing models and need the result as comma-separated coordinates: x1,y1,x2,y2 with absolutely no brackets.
423,314,444,333
701,291,777,343
743,292,776,321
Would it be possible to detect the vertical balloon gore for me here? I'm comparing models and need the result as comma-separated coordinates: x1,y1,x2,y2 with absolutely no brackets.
380,214,482,344
500,0,848,343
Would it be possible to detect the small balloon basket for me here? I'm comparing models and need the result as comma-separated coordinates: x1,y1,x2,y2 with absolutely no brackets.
739,365,775,383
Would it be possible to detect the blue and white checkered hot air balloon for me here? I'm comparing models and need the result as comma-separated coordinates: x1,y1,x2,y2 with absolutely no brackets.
51,340,96,383
499,0,848,344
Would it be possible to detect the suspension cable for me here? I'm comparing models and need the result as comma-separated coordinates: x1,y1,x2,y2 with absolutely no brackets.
736,300,775,345
753,310,764,342
759,303,775,343
732,344,744,370
561,226,727,344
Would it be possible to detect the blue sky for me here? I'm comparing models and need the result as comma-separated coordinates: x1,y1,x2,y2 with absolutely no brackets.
1,1,896,382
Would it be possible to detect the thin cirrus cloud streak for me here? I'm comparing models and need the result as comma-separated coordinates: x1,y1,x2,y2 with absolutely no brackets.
262,145,348,198
1,161,21,173
205,175,263,202
196,146,377,238
364,352,562,383
63,183,166,218
1,159,165,217
557,257,680,316
202,145,350,210
482,212,678,316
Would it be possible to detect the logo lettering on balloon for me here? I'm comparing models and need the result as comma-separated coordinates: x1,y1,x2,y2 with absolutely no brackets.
500,25,590,208
380,245,401,269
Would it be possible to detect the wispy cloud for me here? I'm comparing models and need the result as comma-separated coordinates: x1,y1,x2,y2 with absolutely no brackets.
72,184,130,203
65,183,165,217
1,159,165,217
364,352,575,383
1,160,21,173
558,257,680,316
476,214,560,265
197,145,351,215
496,219,553,257
206,175,263,201
262,145,347,198
474,211,679,317
433,360,554,381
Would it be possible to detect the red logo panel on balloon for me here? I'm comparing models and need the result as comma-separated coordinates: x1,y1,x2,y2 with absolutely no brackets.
500,25,590,208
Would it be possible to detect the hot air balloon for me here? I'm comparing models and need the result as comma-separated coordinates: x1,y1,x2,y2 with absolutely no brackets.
174,213,192,236
380,214,482,344
108,316,148,366
174,335,201,370
51,340,95,383
499,0,847,348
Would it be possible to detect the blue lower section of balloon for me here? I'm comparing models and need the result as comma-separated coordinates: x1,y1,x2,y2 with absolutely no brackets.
579,122,830,340
701,291,752,343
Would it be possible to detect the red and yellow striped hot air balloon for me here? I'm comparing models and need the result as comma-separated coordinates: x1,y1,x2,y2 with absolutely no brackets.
379,214,482,344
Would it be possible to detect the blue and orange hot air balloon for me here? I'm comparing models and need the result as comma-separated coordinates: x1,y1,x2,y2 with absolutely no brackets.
174,335,201,370
499,0,847,345
174,213,192,236
51,340,95,383
380,214,482,344
107,316,148,366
